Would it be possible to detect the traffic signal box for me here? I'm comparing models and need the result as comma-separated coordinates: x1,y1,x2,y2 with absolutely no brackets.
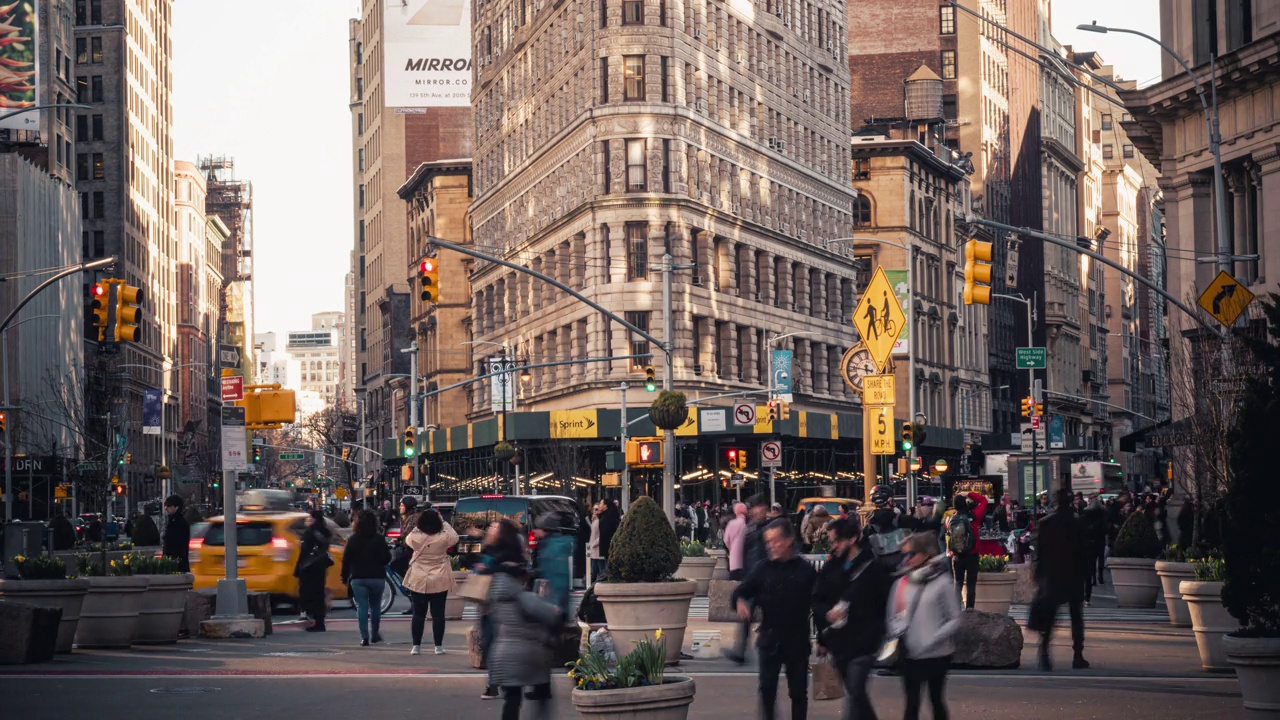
726,448,747,471
114,283,143,342
419,258,440,304
0,411,6,434
963,239,994,305
89,279,143,344
90,282,110,341
403,426,417,458
901,422,914,452
241,387,298,430
643,365,657,392
1020,398,1043,417
626,437,663,467
766,400,778,422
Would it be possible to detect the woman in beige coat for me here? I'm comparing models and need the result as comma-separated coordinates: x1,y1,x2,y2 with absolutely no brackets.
402,509,459,655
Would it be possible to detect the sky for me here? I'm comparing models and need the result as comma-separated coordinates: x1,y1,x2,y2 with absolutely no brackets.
171,0,1161,340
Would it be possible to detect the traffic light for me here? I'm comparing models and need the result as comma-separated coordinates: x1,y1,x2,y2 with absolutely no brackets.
253,446,262,463
124,452,132,465
766,400,778,422
901,422,914,452
418,257,440,304
113,283,144,342
727,448,739,469
403,426,416,458
90,282,110,341
736,450,747,471
0,411,6,433
914,424,928,448
1020,397,1033,417
341,447,350,461
1034,403,1044,416
778,401,791,420
625,437,663,467
643,365,657,392
114,483,126,496
963,239,994,305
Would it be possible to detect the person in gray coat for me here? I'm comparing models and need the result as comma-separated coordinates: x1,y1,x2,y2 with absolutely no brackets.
885,531,962,720
488,559,565,720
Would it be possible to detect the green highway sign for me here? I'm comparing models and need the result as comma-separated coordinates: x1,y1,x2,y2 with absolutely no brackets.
279,452,306,460
1016,347,1047,370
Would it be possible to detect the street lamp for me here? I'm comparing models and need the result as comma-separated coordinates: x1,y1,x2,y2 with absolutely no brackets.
1077,21,1233,275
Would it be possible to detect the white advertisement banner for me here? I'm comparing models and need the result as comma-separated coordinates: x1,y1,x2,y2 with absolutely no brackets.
384,0,472,108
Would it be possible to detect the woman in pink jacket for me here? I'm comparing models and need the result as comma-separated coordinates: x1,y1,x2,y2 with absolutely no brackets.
403,509,459,655
724,503,748,580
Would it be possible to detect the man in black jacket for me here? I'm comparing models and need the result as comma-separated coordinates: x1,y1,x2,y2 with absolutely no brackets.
727,494,771,664
1032,488,1090,671
732,518,817,720
161,496,191,572
813,516,892,720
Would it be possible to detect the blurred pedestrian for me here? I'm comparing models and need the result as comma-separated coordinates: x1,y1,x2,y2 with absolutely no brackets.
295,510,333,632
731,519,817,720
1082,496,1108,590
695,501,710,544
887,532,961,720
379,500,397,530
587,502,605,583
403,508,459,655
725,502,748,580
533,511,574,616
801,505,833,550
726,495,770,664
488,541,563,720
342,509,391,646
813,516,892,720
475,520,527,700
1030,488,1089,671
162,496,190,572
49,512,77,551
946,491,988,609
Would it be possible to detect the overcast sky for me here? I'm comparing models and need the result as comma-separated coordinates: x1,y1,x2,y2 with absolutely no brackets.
171,0,1161,340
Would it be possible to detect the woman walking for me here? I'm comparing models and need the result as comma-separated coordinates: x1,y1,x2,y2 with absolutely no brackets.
342,509,392,646
295,510,333,632
403,508,459,655
487,520,564,720
886,532,961,720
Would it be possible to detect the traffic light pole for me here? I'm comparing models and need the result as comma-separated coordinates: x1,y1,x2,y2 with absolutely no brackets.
658,253,696,522
618,383,630,513
404,343,419,494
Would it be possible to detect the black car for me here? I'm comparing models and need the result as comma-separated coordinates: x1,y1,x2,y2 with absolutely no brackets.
452,494,582,576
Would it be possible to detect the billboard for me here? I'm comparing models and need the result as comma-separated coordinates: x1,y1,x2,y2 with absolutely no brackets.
384,0,471,108
0,0,39,131
142,389,162,436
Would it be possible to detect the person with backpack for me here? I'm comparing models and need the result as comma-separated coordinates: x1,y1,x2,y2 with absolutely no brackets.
946,491,988,609
865,485,908,568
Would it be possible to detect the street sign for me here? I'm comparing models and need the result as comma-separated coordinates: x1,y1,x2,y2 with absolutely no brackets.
851,266,907,371
869,405,895,455
221,406,247,472
1016,347,1047,370
1198,270,1256,327
1031,415,1041,430
730,472,745,486
864,374,895,405
279,452,306,461
489,356,517,413
1020,423,1047,453
401,484,425,497
732,402,756,426
760,440,782,468
221,375,244,402
219,343,241,369
335,486,349,500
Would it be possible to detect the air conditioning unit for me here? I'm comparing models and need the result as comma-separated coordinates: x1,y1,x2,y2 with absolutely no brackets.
691,275,704,286
693,28,702,39
776,140,786,152
695,99,707,112
803,90,810,103
774,9,784,18
693,364,705,374
732,203,741,214
767,137,778,149
735,52,745,64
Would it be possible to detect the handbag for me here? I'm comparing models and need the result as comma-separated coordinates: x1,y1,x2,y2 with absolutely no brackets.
811,657,845,701
878,577,926,666
457,572,493,603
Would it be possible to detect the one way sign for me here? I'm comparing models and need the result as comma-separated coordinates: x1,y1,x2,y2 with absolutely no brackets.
1020,423,1047,453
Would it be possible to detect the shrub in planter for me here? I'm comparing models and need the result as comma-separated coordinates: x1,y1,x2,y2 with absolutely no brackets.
675,541,715,596
0,556,88,654
648,391,689,430
973,554,1014,616
129,555,193,644
568,631,696,720
1156,545,1201,627
607,497,681,583
493,441,516,461
1112,512,1162,559
11,555,69,580
679,541,708,558
1108,512,1161,608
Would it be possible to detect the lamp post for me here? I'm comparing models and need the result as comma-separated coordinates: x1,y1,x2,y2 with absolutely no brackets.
463,340,517,493
1077,22,1233,276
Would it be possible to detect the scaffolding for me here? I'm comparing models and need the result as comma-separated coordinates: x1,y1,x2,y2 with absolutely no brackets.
198,155,253,284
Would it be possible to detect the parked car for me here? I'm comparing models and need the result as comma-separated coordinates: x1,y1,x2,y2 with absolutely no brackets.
451,494,582,577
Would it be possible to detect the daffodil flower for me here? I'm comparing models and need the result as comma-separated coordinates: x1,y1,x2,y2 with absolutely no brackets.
654,628,663,640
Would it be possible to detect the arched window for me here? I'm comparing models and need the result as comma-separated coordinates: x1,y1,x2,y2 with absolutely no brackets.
853,195,872,227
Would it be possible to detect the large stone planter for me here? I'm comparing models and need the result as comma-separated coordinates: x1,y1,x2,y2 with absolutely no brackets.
596,580,696,665
674,557,716,597
1224,634,1280,717
75,576,150,649
572,676,696,720
1155,561,1196,627
133,573,194,644
0,579,89,653
973,572,1015,617
1181,580,1238,672
1108,557,1159,608
444,571,469,620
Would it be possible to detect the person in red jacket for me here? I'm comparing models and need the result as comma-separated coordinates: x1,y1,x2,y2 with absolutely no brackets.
947,491,989,609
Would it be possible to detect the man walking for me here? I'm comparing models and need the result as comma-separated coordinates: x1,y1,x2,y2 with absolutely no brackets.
1031,488,1090,671
726,495,770,664
732,519,817,720
947,491,988,609
162,495,191,573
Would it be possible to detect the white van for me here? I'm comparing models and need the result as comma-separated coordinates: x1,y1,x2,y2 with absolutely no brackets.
1070,462,1126,496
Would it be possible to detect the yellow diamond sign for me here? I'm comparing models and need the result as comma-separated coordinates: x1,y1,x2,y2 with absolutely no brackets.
852,266,907,371
1197,270,1255,328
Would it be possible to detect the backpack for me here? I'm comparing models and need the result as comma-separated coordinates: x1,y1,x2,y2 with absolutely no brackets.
868,527,907,557
948,513,976,555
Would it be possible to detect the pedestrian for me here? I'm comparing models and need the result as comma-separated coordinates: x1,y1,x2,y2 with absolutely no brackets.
813,516,892,720
731,519,818,720
1030,488,1090,671
1082,495,1109,590
587,501,605,583
695,501,710,544
726,495,770,664
533,511,575,616
131,513,160,546
1177,499,1195,549
162,495,190,572
342,509,392,646
801,504,833,550
379,500,397,530
886,531,961,720
475,519,527,700
488,530,564,720
403,508,459,655
725,502,748,580
49,512,77,551
910,497,942,535
597,499,620,576
946,490,988,609
1154,497,1170,547
295,509,333,632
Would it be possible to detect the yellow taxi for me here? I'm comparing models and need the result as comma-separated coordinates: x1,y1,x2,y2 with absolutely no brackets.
796,497,863,516
190,511,351,605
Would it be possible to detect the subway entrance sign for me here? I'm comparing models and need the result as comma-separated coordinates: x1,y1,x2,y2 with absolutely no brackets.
1016,347,1046,370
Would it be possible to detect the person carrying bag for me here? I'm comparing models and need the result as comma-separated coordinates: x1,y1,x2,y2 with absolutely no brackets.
884,532,961,720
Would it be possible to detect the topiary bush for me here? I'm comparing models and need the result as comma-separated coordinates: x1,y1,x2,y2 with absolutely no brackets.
606,496,681,583
1112,510,1162,559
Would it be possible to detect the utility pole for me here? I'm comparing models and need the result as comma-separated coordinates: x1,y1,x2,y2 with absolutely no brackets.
656,252,697,522
403,343,418,492
618,383,630,513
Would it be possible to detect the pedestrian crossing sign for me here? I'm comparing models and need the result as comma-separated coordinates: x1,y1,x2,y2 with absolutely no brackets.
852,266,906,372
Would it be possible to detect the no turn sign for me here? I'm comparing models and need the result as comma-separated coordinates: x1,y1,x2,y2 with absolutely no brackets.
733,403,756,426
760,440,782,468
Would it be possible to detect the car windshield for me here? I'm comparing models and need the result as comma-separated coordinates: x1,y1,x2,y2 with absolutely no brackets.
203,521,274,546
529,497,579,531
453,499,495,539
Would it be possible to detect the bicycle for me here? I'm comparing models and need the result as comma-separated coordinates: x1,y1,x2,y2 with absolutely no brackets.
346,564,408,614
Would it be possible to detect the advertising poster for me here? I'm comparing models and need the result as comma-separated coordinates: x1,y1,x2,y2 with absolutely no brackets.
142,389,162,436
885,269,910,355
384,0,471,107
771,349,793,402
0,1,39,131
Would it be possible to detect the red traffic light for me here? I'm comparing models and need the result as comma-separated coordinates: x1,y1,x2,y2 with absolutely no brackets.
420,259,436,273
91,284,106,298
727,449,738,462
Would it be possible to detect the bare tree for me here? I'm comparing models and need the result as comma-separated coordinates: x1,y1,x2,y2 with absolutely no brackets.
537,439,588,496
27,362,116,513
300,405,359,490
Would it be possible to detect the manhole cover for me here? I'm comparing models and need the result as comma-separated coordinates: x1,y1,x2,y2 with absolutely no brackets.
262,650,346,657
150,687,221,694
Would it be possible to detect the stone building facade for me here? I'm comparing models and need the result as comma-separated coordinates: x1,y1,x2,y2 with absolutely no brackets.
469,0,859,417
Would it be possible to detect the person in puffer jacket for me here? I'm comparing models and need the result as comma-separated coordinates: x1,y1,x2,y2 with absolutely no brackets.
885,531,962,720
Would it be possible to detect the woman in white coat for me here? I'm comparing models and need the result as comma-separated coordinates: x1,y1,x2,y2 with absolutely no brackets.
885,531,962,720
402,508,459,655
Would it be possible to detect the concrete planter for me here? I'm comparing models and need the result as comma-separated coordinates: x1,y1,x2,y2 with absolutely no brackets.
1181,580,1239,671
0,578,90,653
572,676,696,720
133,573,194,644
75,576,150,649
973,572,1015,617
444,571,469,620
1155,561,1196,627
1108,557,1159,608
674,557,716,597
596,580,696,665
1224,634,1280,717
